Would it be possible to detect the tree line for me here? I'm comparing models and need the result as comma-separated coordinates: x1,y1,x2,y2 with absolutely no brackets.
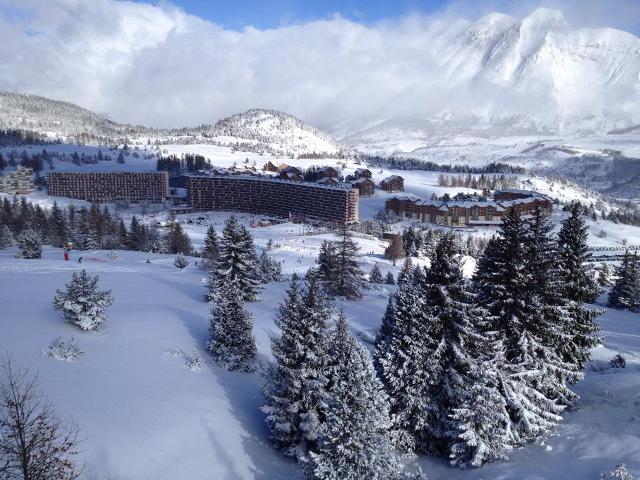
156,153,213,175
363,155,527,174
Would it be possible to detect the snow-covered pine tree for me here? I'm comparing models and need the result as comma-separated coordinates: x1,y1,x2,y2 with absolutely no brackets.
53,270,113,331
396,257,414,285
202,225,220,268
609,251,640,311
474,209,564,443
16,229,42,259
164,222,192,255
325,225,365,299
369,263,383,283
373,262,431,454
385,271,395,285
215,217,261,302
309,312,402,480
557,203,599,303
600,464,637,480
410,234,507,457
317,240,336,285
262,273,331,459
207,280,257,372
0,224,13,249
597,262,611,287
47,201,69,248
174,255,189,269
525,208,591,403
258,249,282,283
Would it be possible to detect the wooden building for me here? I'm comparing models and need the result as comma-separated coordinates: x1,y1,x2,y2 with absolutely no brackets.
380,175,404,193
353,168,372,179
262,161,279,172
317,166,339,179
47,171,169,203
187,175,359,225
385,190,551,227
352,177,375,196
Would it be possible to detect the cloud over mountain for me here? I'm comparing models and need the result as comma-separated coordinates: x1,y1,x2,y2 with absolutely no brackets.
0,0,639,135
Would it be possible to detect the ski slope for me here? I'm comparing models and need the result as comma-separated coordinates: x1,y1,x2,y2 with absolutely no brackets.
0,235,638,479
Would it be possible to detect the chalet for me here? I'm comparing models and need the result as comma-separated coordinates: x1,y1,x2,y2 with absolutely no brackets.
385,190,551,227
263,161,279,172
279,171,303,182
353,168,372,179
352,177,375,196
317,165,339,179
317,177,340,186
280,165,303,176
380,175,404,193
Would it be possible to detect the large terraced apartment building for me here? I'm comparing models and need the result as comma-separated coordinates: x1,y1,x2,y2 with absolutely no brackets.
48,171,169,203
0,166,34,194
187,174,359,225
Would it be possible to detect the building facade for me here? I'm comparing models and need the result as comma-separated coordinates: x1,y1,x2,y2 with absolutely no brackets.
352,178,375,196
187,175,359,225
380,175,404,192
48,171,169,203
0,166,34,194
386,191,552,227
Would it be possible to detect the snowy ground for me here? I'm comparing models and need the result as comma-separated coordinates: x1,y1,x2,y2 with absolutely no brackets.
0,240,639,479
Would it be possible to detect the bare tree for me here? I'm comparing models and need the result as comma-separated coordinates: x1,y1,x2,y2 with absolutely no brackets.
0,357,81,480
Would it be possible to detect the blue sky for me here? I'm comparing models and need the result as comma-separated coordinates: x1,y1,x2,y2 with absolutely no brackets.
150,0,640,34
152,0,445,29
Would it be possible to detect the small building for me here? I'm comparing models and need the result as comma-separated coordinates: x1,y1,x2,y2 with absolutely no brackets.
317,166,339,179
494,189,539,201
352,177,375,196
353,168,372,179
380,175,404,193
263,161,279,172
280,165,303,176
279,171,303,182
0,166,35,194
317,177,340,186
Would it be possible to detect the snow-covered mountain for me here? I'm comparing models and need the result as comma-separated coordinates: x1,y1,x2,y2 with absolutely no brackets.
0,92,344,157
332,8,640,153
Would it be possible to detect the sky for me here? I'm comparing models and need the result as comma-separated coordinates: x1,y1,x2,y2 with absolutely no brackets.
0,0,639,131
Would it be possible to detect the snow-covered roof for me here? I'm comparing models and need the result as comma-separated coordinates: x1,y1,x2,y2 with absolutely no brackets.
188,174,355,191
382,175,403,182
351,177,374,185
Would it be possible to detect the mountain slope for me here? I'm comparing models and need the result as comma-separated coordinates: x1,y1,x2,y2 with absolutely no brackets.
332,8,640,152
0,93,344,157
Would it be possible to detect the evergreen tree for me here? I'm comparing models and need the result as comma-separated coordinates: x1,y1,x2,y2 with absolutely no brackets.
474,210,564,442
262,273,331,458
309,312,401,480
48,201,68,248
317,240,336,285
164,222,192,255
258,250,282,283
207,281,257,372
215,216,261,302
396,257,414,285
369,263,383,283
320,226,365,299
0,224,13,249
16,229,42,259
597,262,611,287
609,251,640,311
385,271,395,285
53,270,113,331
174,255,189,269
384,235,405,266
202,225,220,268
557,204,599,303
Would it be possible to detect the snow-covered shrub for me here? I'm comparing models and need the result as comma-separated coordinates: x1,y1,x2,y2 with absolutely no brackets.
601,464,637,480
186,349,203,372
16,229,42,259
53,270,113,331
174,255,189,269
108,250,119,261
43,337,83,361
609,353,626,369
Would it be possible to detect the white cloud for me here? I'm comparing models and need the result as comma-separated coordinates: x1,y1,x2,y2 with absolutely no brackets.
0,0,638,132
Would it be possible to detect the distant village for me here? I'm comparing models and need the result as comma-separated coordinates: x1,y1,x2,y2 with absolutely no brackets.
0,161,550,227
